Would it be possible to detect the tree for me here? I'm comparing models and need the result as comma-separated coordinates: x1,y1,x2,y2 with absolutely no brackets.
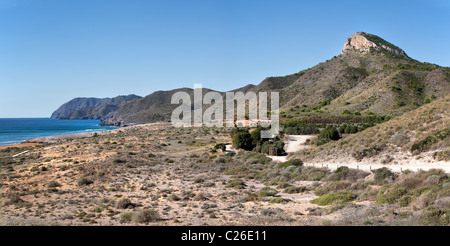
232,131,253,150
317,126,340,146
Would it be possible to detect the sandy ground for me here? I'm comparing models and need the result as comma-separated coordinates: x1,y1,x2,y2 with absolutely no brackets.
0,124,328,226
0,124,447,226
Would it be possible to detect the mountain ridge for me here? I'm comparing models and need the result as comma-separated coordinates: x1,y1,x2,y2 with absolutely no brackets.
51,32,450,126
51,94,142,120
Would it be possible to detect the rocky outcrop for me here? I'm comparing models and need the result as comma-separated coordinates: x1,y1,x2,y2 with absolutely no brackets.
51,94,141,120
341,32,408,58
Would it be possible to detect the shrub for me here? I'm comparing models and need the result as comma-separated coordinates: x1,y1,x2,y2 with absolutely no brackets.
342,109,352,115
419,206,450,226
269,198,287,204
5,194,29,207
352,145,382,161
411,136,438,153
278,159,303,169
132,209,160,223
317,126,340,146
226,179,246,189
296,167,330,181
116,198,135,209
258,188,278,197
435,128,450,140
233,131,253,150
376,185,408,205
326,166,370,181
77,177,93,186
194,177,205,183
260,140,285,155
113,158,127,164
314,181,352,196
373,167,396,183
283,186,307,194
120,212,133,222
311,192,356,206
168,194,180,201
48,181,61,188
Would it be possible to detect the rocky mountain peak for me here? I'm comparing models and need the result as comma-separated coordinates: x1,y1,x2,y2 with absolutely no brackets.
341,32,408,58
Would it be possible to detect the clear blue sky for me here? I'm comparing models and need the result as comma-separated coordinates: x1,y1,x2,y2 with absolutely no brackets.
1,0,449,117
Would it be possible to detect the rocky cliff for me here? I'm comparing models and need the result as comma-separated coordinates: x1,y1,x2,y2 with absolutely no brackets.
341,32,408,58
51,94,141,120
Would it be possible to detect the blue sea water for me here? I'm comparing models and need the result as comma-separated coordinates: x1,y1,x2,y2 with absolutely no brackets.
0,118,117,146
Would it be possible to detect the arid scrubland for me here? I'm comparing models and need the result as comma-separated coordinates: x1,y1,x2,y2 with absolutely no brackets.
0,123,448,226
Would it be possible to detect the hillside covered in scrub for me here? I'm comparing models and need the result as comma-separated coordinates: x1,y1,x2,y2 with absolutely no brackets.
296,94,450,165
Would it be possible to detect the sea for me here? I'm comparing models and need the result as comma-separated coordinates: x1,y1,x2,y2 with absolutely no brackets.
0,118,117,146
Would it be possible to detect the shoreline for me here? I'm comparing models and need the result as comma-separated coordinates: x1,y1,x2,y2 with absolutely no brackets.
0,122,169,149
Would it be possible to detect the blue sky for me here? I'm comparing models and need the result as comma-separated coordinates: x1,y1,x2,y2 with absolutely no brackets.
0,0,449,117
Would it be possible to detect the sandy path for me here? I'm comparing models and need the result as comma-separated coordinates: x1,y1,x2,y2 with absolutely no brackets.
268,135,316,162
225,144,236,153
267,135,449,172
284,135,315,153
306,161,450,173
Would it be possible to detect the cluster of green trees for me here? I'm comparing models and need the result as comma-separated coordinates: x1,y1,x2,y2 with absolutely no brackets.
316,126,340,146
230,126,285,155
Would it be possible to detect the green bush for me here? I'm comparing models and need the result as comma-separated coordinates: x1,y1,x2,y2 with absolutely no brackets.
419,206,450,226
258,188,278,198
283,186,307,194
269,198,287,204
376,185,408,205
226,179,246,189
411,136,438,153
295,167,330,181
311,192,356,206
233,131,253,150
314,181,352,196
278,159,303,169
317,126,340,146
260,141,285,155
373,167,396,183
325,166,370,181
435,128,449,140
